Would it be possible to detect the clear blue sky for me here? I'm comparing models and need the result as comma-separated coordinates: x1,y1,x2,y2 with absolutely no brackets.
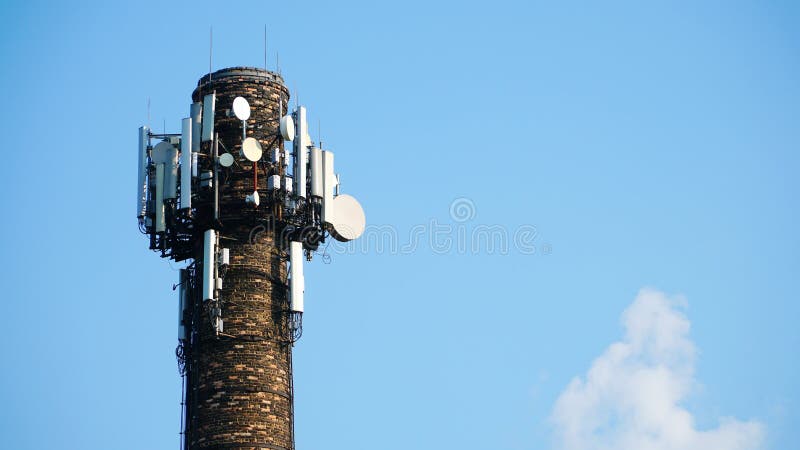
0,1,797,449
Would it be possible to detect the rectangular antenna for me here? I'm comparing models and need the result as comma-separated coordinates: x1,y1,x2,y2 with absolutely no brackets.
310,147,323,198
190,102,202,153
202,230,217,301
178,269,189,341
164,150,179,200
201,93,216,142
293,106,308,198
322,150,335,224
180,118,192,210
155,163,165,232
137,126,150,218
289,241,305,313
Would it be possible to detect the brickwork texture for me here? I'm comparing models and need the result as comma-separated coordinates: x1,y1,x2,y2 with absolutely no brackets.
188,67,294,450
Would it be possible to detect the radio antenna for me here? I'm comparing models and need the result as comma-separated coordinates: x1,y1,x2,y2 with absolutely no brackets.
264,24,269,70
209,26,213,81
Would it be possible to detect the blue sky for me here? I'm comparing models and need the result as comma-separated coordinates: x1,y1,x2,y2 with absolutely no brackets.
0,1,797,449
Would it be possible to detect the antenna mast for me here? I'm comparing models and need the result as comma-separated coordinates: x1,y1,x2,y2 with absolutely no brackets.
208,26,213,81
135,66,365,450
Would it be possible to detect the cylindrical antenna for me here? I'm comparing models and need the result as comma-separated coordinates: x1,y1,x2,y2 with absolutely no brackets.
276,51,280,74
209,26,213,82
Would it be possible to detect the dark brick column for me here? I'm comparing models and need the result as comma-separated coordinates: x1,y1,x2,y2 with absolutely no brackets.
187,67,294,450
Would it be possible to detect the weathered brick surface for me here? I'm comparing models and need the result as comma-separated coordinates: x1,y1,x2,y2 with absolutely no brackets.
188,67,294,450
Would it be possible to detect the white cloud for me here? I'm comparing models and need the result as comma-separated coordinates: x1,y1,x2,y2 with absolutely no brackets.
550,288,765,450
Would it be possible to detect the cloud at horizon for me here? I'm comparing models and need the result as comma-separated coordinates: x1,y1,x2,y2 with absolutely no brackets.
550,289,764,450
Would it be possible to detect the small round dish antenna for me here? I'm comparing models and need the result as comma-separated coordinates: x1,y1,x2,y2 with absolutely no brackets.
329,194,366,242
280,115,295,141
232,96,251,121
219,152,234,167
242,137,263,162
246,190,260,207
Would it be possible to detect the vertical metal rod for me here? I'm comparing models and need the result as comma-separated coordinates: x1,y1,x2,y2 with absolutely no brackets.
264,24,269,70
213,132,219,221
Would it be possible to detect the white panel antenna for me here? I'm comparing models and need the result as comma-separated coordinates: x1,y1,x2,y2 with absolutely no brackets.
191,152,199,178
152,141,178,231
202,229,216,301
289,241,304,313
180,118,192,210
201,93,216,142
310,147,323,198
293,107,308,198
219,248,230,266
321,150,335,224
155,164,165,232
270,148,281,163
178,269,189,340
163,146,179,200
282,148,291,167
190,103,202,153
137,126,150,218
267,175,280,190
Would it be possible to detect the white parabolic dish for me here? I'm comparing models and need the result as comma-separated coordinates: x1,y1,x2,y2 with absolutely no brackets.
329,194,366,242
232,96,251,121
242,137,263,162
219,152,234,167
280,115,295,141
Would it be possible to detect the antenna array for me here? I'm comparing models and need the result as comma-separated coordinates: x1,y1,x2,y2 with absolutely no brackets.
137,67,365,340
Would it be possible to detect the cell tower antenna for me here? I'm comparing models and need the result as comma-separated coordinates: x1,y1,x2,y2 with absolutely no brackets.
135,65,366,450
147,97,151,130
209,26,213,81
264,24,269,70
276,51,280,75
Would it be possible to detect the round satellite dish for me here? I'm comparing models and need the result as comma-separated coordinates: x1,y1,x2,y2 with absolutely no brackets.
219,152,234,167
242,137,263,162
232,96,251,121
280,115,295,141
329,194,366,242
246,190,260,207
